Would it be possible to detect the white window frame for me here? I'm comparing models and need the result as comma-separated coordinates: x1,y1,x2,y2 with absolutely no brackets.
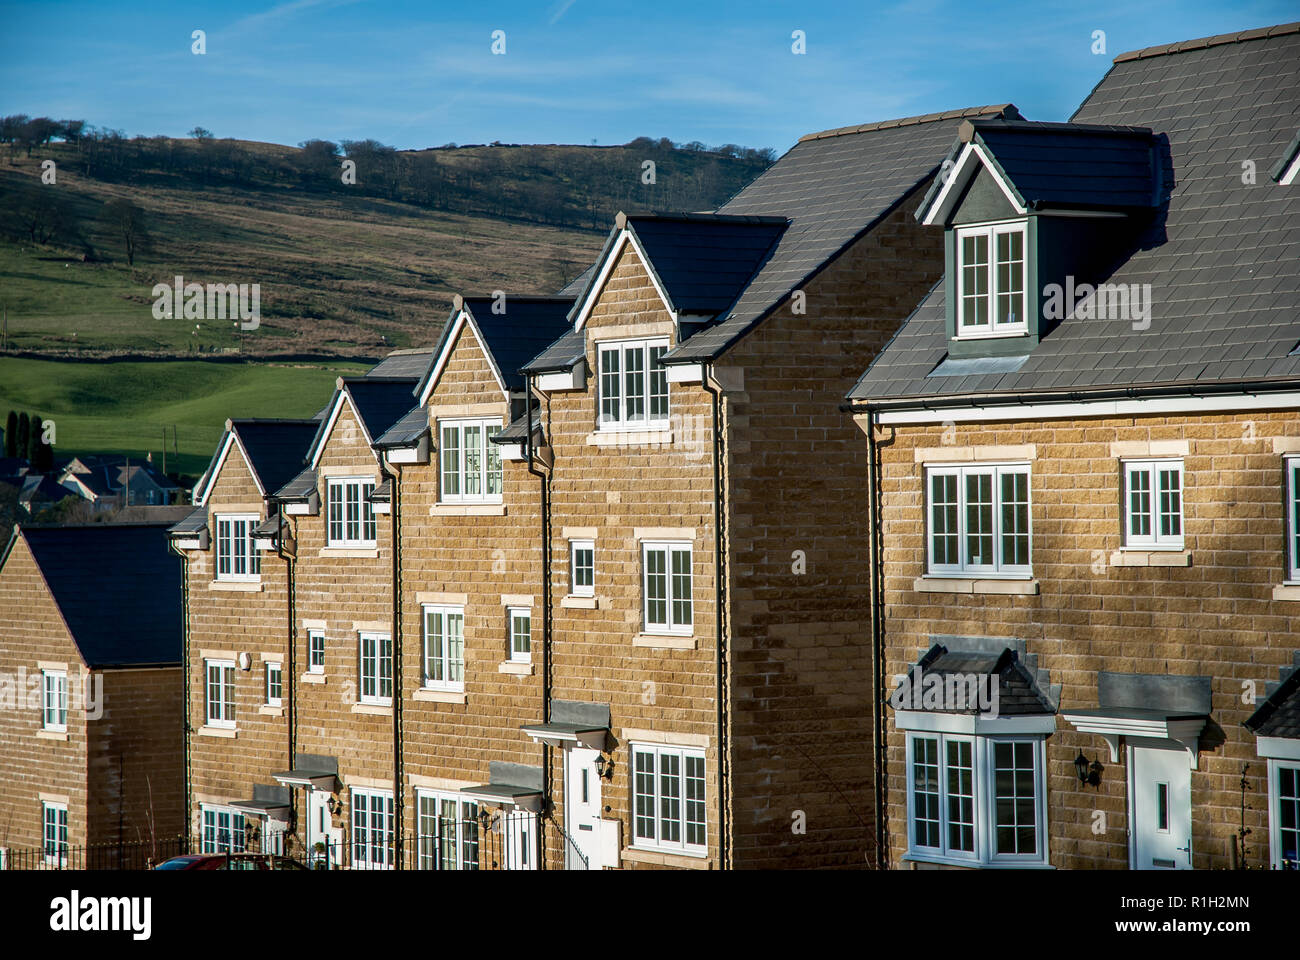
1285,458,1300,582
350,788,394,870
597,337,670,431
308,629,325,674
326,477,377,547
421,604,465,692
955,220,1028,338
1121,458,1184,549
904,732,1049,868
642,541,693,635
215,513,260,582
1267,759,1300,871
204,658,236,729
925,462,1032,577
358,633,393,706
570,539,595,597
265,661,283,707
630,742,707,855
438,418,503,503
508,606,531,663
41,669,68,732
200,803,246,854
42,801,68,866
415,789,480,870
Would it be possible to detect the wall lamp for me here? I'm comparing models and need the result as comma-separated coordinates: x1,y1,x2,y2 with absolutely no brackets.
594,754,614,780
1074,751,1103,788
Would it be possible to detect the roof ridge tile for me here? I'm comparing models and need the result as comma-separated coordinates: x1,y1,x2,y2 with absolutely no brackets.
1114,21,1298,62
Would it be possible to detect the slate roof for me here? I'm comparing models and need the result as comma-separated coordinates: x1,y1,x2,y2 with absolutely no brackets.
665,104,1021,362
1244,651,1300,740
493,409,540,444
372,405,429,449
889,636,1060,716
168,507,207,536
419,297,575,394
342,378,420,440
932,119,1162,212
520,328,585,375
588,213,788,317
850,26,1300,405
19,474,73,505
14,523,181,668
274,468,317,502
230,419,319,499
365,348,435,379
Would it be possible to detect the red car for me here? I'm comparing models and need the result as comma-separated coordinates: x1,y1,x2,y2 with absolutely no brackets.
155,853,309,871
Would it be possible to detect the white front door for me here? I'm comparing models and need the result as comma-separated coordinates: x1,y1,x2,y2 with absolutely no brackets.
1130,744,1192,869
564,746,606,869
305,790,340,865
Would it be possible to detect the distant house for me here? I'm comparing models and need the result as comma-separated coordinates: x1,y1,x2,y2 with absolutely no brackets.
17,474,77,514
0,523,185,865
58,455,184,509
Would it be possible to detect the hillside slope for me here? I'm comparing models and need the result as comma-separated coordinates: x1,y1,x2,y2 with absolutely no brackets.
0,136,770,357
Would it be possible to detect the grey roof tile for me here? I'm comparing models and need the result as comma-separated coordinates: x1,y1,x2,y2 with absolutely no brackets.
851,30,1300,404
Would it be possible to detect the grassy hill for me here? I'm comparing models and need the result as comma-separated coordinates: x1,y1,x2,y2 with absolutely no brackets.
0,130,771,478
0,135,769,357
0,357,367,478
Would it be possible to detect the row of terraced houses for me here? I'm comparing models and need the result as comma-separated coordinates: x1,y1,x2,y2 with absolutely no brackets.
0,24,1297,870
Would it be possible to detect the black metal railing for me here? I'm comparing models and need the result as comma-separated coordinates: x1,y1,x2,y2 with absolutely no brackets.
302,811,539,870
0,836,187,871
0,812,575,870
555,823,590,870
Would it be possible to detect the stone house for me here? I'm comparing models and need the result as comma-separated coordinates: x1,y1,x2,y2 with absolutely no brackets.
846,24,1300,870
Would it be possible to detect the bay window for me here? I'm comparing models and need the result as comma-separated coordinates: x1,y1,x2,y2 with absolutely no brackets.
906,732,1048,867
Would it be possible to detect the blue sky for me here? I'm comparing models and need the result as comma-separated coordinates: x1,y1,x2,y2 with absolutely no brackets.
1,0,1292,153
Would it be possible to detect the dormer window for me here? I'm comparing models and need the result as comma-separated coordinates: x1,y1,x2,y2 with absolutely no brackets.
956,222,1027,338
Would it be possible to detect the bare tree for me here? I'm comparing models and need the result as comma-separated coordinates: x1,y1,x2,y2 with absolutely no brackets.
100,198,150,266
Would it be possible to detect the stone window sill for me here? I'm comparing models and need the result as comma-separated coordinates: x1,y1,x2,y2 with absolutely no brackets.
429,503,506,516
413,688,467,704
622,846,710,868
913,577,1039,596
498,661,535,675
209,580,263,592
318,547,379,558
633,634,697,649
259,705,284,717
36,730,69,741
198,725,237,738
351,702,393,716
300,673,326,684
1272,584,1300,601
1110,550,1191,567
586,429,672,447
561,595,598,609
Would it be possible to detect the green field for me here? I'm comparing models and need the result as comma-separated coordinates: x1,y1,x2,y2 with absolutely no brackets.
0,357,369,478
